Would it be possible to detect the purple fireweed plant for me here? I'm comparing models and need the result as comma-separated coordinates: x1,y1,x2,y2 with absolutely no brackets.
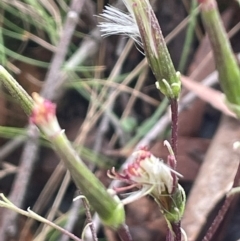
98,1,185,240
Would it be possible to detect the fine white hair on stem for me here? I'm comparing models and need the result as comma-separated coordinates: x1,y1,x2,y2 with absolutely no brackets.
98,5,142,47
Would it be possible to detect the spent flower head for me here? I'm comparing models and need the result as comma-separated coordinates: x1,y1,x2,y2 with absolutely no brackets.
109,146,176,195
98,5,141,47
109,142,185,223
98,0,181,99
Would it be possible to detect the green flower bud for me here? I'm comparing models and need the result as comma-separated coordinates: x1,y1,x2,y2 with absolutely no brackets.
130,0,181,99
157,184,186,223
98,0,181,99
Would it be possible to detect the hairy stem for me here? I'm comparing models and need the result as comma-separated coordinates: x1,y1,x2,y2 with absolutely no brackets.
170,98,179,160
172,221,182,241
202,196,232,241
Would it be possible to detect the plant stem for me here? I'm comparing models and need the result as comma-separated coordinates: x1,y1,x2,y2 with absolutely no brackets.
0,194,82,241
202,156,240,241
199,0,240,117
117,224,133,241
172,221,182,241
202,196,232,241
198,0,240,239
169,100,180,241
42,0,86,100
80,195,98,241
0,66,33,115
170,98,179,160
166,222,182,241
166,230,173,241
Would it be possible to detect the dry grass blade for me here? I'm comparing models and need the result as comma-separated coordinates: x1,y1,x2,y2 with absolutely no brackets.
34,172,71,241
0,162,17,179
19,163,67,241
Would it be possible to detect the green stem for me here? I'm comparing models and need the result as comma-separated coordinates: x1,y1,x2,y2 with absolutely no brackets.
52,131,125,228
200,0,240,116
0,194,82,241
0,65,126,231
0,65,33,115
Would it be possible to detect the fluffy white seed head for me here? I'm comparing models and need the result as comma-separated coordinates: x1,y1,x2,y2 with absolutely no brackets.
98,5,142,47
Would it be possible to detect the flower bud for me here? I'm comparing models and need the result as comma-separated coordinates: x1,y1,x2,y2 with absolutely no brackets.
130,0,181,99
98,0,181,99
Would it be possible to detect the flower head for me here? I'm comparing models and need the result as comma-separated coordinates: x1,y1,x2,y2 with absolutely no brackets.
109,143,185,223
108,145,181,204
98,0,181,99
30,92,56,125
30,92,61,137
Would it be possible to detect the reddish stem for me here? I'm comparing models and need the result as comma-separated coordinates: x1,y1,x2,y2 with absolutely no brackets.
168,99,181,241
170,98,178,162
166,222,181,241
117,224,133,241
172,221,182,241
202,160,240,241
202,196,232,241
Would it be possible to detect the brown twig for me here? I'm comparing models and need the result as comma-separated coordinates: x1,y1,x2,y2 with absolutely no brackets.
80,195,98,241
93,38,132,160
0,135,26,165
19,163,66,241
41,0,86,100
0,125,39,239
59,193,85,241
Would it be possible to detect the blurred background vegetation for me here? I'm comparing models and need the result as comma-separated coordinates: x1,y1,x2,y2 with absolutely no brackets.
0,0,240,241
